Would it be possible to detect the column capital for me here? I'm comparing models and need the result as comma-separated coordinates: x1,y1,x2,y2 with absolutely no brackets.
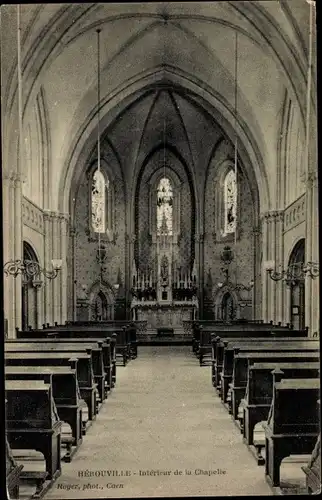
260,210,284,222
125,233,136,244
307,170,318,188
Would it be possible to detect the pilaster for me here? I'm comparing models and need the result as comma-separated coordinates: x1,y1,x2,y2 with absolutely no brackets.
252,225,261,320
14,173,23,331
305,170,319,334
261,210,284,323
3,173,16,336
196,233,204,316
43,210,53,325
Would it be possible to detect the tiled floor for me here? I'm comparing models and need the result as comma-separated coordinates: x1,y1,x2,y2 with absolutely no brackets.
43,346,272,498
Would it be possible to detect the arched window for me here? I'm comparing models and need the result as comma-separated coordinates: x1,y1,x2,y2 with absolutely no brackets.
91,169,108,233
157,177,173,235
224,170,237,234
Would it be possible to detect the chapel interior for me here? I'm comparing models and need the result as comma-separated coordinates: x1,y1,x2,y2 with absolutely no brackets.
1,2,320,499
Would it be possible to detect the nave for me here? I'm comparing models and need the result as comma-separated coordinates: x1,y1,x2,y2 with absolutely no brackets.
26,346,272,499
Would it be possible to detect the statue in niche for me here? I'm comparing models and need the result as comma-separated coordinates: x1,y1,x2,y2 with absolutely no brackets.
160,255,169,284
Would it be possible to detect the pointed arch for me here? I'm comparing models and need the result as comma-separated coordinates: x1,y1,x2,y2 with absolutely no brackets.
88,279,116,320
22,241,41,331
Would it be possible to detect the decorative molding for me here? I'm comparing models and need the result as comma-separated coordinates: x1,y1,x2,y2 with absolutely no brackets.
306,170,318,188
260,210,284,222
22,197,44,234
283,194,306,233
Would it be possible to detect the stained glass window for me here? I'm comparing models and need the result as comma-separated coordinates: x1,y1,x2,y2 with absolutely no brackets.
224,170,237,234
157,177,173,235
92,169,108,233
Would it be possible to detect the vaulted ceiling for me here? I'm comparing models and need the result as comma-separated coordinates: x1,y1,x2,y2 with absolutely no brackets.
1,2,315,214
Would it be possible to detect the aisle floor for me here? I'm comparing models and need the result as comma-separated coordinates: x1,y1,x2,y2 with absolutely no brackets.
44,346,273,498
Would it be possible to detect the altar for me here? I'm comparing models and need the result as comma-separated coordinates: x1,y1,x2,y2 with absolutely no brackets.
131,177,199,341
131,299,198,340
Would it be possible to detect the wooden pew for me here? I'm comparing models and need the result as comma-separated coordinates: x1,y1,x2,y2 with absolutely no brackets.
5,341,107,404
19,324,133,365
240,362,320,450
220,341,319,405
224,340,319,416
302,432,321,495
115,326,130,366
6,434,24,499
7,337,114,393
197,323,277,361
192,320,275,356
5,361,83,460
6,379,62,488
212,335,313,389
5,352,98,422
262,376,320,488
27,332,117,388
199,327,212,365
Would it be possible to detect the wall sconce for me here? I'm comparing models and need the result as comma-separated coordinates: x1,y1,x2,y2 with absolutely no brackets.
4,259,63,280
265,260,319,283
302,261,319,279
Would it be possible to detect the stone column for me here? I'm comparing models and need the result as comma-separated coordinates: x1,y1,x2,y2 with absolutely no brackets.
14,173,23,331
310,173,319,335
43,210,53,325
261,211,284,323
196,233,204,317
126,233,136,319
252,225,261,320
51,212,60,324
3,174,15,336
275,212,284,324
59,213,69,324
284,285,291,327
261,213,269,322
305,171,319,335
268,213,276,323
32,280,43,329
69,227,77,322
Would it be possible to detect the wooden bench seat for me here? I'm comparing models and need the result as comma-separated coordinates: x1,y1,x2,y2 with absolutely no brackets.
227,341,319,418
6,379,62,484
6,435,24,499
262,377,320,488
5,362,83,458
19,330,118,387
212,336,313,389
220,341,319,405
5,351,98,422
241,362,320,449
6,341,107,404
20,324,133,367
7,337,114,393
302,433,321,494
192,320,290,355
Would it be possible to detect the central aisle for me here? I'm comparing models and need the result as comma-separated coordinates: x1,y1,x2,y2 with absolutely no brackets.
45,346,272,498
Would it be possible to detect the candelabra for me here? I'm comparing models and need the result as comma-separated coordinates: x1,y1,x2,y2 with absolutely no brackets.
3,259,62,280
265,261,319,284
